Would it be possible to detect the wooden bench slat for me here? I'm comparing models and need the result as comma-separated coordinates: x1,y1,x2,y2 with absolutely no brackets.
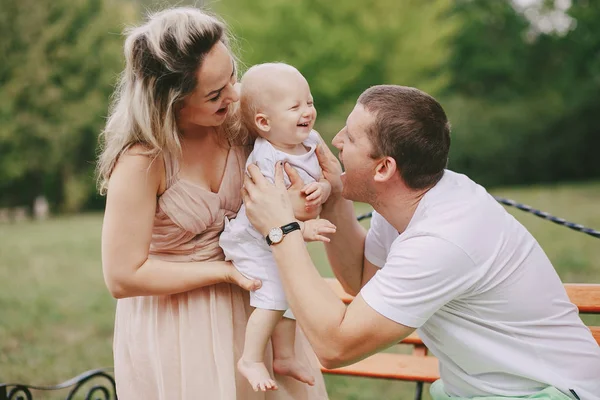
564,284,600,313
327,278,353,304
590,327,600,345
327,278,600,314
321,353,439,383
401,332,423,346
325,278,600,346
320,329,600,383
322,277,599,385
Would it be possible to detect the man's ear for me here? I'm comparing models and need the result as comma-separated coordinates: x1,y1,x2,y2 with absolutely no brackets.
374,156,397,183
255,113,270,133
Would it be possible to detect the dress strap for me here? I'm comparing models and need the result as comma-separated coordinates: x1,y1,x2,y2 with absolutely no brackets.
161,151,179,190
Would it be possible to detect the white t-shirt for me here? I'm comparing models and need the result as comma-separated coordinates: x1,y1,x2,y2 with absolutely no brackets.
361,170,600,399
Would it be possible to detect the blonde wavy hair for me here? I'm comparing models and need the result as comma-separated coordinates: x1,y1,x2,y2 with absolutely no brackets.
96,7,244,194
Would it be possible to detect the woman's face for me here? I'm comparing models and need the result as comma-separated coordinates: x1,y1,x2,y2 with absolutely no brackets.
178,41,239,130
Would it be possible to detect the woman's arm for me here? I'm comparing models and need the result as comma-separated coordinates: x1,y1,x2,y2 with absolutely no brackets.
101,148,260,299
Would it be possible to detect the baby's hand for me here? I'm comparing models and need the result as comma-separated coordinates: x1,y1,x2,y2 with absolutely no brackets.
303,180,332,211
301,219,337,243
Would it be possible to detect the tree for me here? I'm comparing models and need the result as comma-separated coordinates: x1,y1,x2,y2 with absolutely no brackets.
0,0,135,211
444,0,600,186
213,0,458,140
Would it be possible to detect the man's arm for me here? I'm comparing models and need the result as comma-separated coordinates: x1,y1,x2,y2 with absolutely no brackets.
271,230,415,368
361,257,379,287
320,196,368,295
242,162,414,367
315,141,372,295
242,161,479,368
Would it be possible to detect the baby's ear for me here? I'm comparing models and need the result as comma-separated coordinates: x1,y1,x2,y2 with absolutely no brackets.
255,113,270,133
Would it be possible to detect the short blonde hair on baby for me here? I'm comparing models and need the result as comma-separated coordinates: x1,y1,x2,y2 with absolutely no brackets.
239,62,300,139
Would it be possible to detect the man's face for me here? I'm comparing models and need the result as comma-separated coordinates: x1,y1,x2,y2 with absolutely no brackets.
332,104,379,203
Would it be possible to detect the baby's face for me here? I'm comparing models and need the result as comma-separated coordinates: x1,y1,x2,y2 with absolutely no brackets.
260,73,316,148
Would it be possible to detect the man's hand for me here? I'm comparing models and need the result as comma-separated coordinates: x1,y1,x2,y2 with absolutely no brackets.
316,137,343,198
243,162,296,236
302,179,332,211
301,219,337,243
286,163,321,220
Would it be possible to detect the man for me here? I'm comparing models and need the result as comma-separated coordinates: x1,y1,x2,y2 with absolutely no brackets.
242,85,600,399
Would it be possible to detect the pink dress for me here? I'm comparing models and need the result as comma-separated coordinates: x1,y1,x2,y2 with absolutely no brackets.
113,146,328,399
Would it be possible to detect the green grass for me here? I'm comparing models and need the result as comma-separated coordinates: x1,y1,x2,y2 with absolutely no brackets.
1,182,599,399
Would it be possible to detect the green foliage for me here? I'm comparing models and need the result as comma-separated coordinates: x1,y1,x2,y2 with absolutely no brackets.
214,0,458,141
444,0,532,100
2,0,600,211
445,0,600,186
0,0,134,211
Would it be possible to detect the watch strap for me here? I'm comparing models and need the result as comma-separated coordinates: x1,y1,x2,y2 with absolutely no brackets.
266,222,301,245
281,222,301,235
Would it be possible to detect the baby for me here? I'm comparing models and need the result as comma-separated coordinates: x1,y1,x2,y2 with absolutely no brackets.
219,63,335,392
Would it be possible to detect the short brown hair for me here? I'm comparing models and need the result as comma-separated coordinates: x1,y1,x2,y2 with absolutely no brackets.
358,85,451,190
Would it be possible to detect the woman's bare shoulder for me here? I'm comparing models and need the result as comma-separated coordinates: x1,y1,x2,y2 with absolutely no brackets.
113,144,167,194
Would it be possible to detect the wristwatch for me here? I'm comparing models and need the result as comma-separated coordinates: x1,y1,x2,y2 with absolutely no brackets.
266,222,301,246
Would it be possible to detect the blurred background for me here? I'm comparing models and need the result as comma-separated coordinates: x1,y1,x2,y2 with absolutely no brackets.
0,0,599,399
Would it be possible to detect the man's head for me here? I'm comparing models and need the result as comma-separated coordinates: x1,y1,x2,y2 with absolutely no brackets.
240,63,316,149
333,85,450,202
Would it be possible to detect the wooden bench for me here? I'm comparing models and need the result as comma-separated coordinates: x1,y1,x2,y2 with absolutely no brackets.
321,277,600,400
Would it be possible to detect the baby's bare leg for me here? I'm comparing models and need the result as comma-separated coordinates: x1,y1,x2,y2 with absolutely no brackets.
238,308,285,392
271,316,315,386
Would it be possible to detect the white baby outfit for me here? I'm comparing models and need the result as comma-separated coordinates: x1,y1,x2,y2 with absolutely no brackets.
219,130,322,310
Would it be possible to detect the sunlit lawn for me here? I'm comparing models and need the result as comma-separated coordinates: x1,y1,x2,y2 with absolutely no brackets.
1,181,599,399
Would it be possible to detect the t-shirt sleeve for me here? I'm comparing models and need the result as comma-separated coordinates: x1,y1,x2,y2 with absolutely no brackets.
364,211,396,268
306,130,321,147
361,235,477,328
247,139,277,184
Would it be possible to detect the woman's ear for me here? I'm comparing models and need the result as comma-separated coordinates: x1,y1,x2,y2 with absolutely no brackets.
374,156,397,183
255,113,270,133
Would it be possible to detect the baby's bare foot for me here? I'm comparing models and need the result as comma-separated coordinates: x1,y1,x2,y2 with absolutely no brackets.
273,357,315,386
237,358,278,392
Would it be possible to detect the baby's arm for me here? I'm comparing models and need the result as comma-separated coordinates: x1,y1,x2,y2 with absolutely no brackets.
299,218,336,243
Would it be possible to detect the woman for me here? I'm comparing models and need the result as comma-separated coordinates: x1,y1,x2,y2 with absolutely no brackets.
97,7,328,399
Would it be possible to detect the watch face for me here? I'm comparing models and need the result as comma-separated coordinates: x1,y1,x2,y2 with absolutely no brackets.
268,227,284,244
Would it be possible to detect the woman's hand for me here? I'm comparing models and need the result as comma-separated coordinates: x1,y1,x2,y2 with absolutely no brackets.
243,161,296,236
223,261,262,292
